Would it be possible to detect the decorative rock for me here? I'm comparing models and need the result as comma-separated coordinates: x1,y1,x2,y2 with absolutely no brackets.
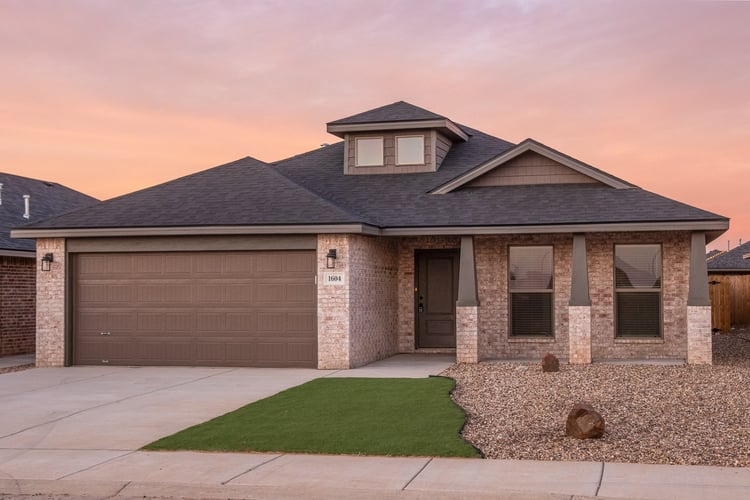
566,403,605,439
541,353,559,372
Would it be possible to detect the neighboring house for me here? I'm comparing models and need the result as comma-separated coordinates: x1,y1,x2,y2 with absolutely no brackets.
0,173,97,357
13,102,728,369
707,241,750,330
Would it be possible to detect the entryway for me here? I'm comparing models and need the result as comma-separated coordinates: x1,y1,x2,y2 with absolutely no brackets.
415,250,459,349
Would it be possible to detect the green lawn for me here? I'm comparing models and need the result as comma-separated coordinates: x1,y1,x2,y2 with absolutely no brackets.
145,376,480,458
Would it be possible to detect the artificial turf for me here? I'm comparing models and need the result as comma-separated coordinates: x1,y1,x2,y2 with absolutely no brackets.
144,376,479,458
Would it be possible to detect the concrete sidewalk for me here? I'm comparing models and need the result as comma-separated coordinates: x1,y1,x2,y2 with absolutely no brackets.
1,451,749,499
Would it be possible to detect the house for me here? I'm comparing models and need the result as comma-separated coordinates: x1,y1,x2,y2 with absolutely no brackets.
12,101,728,368
707,241,750,330
0,173,97,357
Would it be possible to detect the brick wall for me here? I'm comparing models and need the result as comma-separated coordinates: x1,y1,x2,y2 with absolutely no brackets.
0,255,36,356
588,231,689,360
317,234,351,369
317,234,399,369
348,235,399,367
35,238,66,367
474,234,573,361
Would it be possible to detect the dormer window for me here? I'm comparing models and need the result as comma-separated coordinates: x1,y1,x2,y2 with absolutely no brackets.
355,137,383,167
396,135,425,165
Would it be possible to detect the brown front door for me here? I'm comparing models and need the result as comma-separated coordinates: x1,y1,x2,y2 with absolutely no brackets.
416,250,459,348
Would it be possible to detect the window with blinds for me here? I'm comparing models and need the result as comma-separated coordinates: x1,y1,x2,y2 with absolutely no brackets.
615,244,662,337
509,246,554,337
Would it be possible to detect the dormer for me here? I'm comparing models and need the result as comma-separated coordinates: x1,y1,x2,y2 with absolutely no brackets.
326,101,468,175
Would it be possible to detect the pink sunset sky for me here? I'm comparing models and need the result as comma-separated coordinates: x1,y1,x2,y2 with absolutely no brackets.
1,0,747,250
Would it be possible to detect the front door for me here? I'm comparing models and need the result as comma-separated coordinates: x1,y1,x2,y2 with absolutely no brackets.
416,250,459,348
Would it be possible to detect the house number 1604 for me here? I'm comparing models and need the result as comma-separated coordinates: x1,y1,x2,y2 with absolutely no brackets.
323,272,345,285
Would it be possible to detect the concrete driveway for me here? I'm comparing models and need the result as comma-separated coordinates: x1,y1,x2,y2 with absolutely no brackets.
0,366,327,452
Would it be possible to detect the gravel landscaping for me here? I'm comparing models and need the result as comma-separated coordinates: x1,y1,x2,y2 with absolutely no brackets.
443,326,750,467
0,364,34,375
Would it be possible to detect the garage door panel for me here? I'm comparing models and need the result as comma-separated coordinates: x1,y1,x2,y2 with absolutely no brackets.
165,255,192,274
288,343,315,362
226,313,255,331
73,251,317,367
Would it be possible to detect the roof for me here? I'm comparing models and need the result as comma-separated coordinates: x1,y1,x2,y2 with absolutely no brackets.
273,140,725,231
0,172,97,253
17,157,361,231
706,249,724,260
708,241,750,271
327,101,447,125
13,102,729,240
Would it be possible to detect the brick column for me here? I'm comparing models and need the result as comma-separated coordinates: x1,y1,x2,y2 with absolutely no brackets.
36,238,66,367
317,235,351,369
686,232,712,365
568,234,591,364
687,306,712,364
456,305,479,363
568,306,592,364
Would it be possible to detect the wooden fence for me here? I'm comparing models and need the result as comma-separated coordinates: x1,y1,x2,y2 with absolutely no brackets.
708,274,750,332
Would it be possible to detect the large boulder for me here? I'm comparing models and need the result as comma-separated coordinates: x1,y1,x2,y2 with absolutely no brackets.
565,403,605,439
541,353,559,372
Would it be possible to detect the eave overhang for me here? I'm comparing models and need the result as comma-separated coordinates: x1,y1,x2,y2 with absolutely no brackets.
326,119,469,142
379,220,728,242
431,138,634,194
0,249,35,258
11,223,381,239
12,219,727,242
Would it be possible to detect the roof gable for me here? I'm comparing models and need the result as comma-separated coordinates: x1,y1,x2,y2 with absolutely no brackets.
430,139,635,194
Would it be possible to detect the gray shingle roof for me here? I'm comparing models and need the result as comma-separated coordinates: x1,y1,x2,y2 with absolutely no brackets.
17,102,728,235
273,140,725,228
328,101,448,125
1,173,97,252
21,157,361,230
707,241,750,271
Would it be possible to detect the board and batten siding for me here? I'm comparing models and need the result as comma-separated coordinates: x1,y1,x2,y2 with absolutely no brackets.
467,151,599,187
344,130,437,174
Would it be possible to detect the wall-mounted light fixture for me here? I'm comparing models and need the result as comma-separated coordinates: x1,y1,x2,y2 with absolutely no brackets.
326,249,337,269
41,253,54,272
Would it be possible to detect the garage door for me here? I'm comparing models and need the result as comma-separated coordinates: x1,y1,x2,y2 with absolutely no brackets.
72,251,317,367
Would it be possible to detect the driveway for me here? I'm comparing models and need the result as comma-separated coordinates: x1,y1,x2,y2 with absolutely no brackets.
0,366,327,452
0,355,454,484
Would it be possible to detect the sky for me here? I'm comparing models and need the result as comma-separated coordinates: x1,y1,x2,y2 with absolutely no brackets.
1,0,747,250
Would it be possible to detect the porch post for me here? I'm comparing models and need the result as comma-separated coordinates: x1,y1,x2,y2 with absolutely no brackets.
568,234,592,364
687,232,712,364
456,236,479,363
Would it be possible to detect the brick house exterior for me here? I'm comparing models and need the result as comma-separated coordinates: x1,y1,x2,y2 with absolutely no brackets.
0,173,97,357
14,102,728,368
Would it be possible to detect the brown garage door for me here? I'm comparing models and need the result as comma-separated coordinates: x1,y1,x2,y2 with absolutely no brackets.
72,251,317,367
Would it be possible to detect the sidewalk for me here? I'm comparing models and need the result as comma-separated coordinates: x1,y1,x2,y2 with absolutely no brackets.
1,450,749,500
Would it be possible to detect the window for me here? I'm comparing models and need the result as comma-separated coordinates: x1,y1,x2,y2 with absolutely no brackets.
509,246,554,337
355,137,383,166
615,244,661,337
396,135,424,165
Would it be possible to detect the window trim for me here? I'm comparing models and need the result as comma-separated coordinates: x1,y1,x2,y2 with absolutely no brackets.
508,245,555,338
355,136,384,167
614,243,663,338
395,134,425,166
